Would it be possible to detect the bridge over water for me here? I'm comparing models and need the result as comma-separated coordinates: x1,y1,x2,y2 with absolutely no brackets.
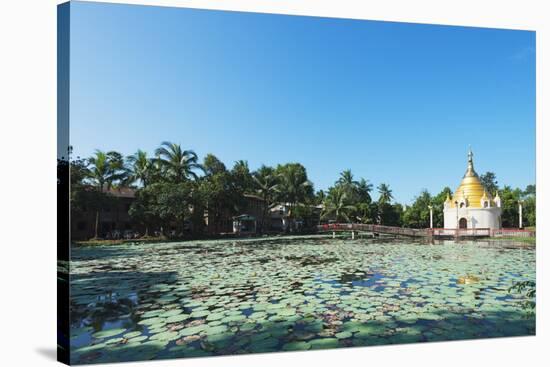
315,223,515,239
317,223,430,238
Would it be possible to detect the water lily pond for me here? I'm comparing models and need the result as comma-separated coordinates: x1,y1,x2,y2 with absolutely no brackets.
69,236,535,364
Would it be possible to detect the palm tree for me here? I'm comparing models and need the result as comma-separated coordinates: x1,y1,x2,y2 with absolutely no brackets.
322,186,357,223
377,183,393,204
252,166,279,233
148,154,164,184
356,178,373,203
233,160,250,172
86,150,128,238
126,149,152,187
232,160,254,192
155,141,202,182
376,183,394,225
103,151,129,190
275,164,313,230
338,169,359,187
86,150,110,193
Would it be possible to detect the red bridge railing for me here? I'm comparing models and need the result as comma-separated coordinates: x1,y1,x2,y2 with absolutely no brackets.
317,223,429,237
317,224,535,238
491,228,535,238
429,228,491,237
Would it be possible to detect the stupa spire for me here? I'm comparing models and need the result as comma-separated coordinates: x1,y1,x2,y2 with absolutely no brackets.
464,147,477,178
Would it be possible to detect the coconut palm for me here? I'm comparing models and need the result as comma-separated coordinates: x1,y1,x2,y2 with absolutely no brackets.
252,165,279,233
356,178,373,203
126,149,152,187
322,186,357,223
86,150,128,191
276,165,313,205
147,154,164,184
377,183,393,204
338,169,359,188
275,164,313,230
233,160,250,172
86,150,110,192
86,150,128,238
155,141,202,182
232,160,254,192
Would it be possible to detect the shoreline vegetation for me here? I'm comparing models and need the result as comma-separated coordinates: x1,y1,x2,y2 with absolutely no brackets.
72,233,536,248
60,141,536,242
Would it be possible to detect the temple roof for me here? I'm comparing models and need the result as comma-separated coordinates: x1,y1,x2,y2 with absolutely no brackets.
449,149,492,209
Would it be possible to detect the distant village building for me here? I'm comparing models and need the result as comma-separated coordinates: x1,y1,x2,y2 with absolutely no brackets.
269,204,290,231
443,149,502,230
71,187,136,240
231,194,266,234
270,203,322,232
231,197,322,234
73,187,320,239
232,214,257,234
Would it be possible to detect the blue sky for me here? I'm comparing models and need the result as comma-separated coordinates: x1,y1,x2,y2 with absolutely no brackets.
68,1,535,204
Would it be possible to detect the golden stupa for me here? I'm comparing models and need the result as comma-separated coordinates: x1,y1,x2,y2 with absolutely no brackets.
445,149,492,209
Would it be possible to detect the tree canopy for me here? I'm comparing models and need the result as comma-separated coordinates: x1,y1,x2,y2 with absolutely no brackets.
70,143,536,239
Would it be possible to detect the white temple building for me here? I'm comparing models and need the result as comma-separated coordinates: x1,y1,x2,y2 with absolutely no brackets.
443,149,502,230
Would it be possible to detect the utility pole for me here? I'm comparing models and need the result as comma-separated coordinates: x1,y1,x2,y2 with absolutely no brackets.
455,201,459,239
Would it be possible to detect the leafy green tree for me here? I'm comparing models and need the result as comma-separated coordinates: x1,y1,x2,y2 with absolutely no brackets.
201,158,244,233
378,202,402,226
522,184,536,227
523,196,536,228
153,182,196,235
480,171,499,195
155,141,202,183
431,187,452,228
500,185,522,228
365,202,379,224
128,186,158,237
321,186,357,223
402,190,432,228
203,153,227,176
523,184,536,197
68,155,89,188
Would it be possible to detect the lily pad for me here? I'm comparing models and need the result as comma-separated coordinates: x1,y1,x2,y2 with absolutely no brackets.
309,338,339,350
92,328,126,339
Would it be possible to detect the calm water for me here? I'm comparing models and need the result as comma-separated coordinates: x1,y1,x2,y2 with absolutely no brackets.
68,236,535,364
